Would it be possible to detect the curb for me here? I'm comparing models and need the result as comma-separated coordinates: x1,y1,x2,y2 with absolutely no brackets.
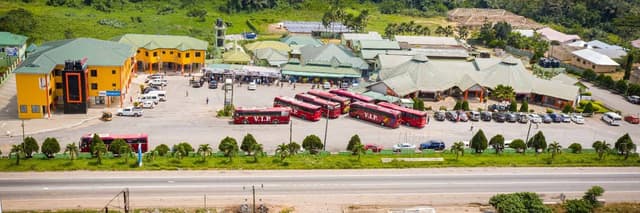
13,115,101,137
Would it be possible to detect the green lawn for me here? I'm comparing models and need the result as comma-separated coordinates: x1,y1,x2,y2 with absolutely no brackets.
1,1,448,44
2,149,638,171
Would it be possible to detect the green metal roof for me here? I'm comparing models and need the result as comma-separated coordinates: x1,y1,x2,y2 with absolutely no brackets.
245,41,291,52
222,50,250,64
282,63,361,78
0,32,27,46
14,38,136,74
113,34,208,51
281,35,323,46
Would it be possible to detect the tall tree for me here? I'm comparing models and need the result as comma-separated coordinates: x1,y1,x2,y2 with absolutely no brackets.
527,131,547,154
10,144,23,165
276,143,290,161
92,139,107,165
353,143,365,161
456,25,469,40
0,8,38,35
451,141,465,160
23,136,39,158
346,134,361,153
197,144,213,161
491,85,516,101
470,129,488,153
548,141,562,160
302,134,323,154
592,140,611,161
287,142,301,156
614,133,636,160
249,143,263,162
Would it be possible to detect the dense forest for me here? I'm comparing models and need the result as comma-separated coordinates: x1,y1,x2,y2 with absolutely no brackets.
1,0,639,45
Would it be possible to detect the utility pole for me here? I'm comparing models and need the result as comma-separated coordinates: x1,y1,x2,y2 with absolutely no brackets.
289,120,292,144
525,121,538,148
252,185,256,213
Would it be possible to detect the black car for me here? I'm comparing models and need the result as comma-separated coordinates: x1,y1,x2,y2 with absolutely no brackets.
481,111,492,121
434,111,446,121
419,140,445,150
492,112,506,122
208,80,218,89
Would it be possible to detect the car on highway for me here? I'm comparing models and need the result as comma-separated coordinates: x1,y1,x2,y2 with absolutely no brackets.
445,111,458,122
364,144,384,152
434,111,446,121
549,113,563,123
393,143,416,152
419,140,445,151
540,113,552,123
528,113,542,123
571,114,584,124
458,111,469,122
624,115,639,124
517,113,529,123
561,113,571,123
480,111,492,121
627,95,640,104
468,111,480,121
116,107,143,117
248,81,257,90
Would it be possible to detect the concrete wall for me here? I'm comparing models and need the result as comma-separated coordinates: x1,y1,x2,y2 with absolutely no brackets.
570,55,617,73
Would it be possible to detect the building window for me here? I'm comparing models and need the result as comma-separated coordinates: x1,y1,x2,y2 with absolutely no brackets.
137,50,140,53
91,83,98,90
90,70,97,77
112,70,116,74
31,105,40,113
153,52,158,57
170,51,173,54
195,52,201,57
576,58,580,62
112,83,116,87
56,83,62,89
592,65,596,69
162,51,166,54
145,51,149,56
20,105,27,113
178,53,181,58
54,69,62,76
186,53,190,58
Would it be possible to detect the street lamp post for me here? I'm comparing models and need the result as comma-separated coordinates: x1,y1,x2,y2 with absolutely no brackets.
289,120,293,144
323,105,329,151
525,120,538,148
243,184,263,213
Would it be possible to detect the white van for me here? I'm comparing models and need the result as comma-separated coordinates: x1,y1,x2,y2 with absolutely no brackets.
602,112,621,126
147,90,166,101
138,94,159,104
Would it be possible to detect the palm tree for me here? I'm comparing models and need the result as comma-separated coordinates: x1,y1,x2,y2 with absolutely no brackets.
456,25,469,40
64,143,79,161
197,144,213,162
93,141,107,165
276,143,290,161
451,141,465,160
443,26,454,37
250,143,264,162
435,26,445,36
218,137,239,162
548,141,562,160
287,142,301,156
10,144,23,165
592,141,611,161
353,143,365,161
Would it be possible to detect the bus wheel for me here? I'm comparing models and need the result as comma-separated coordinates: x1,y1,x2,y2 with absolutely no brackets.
356,115,360,119
380,122,385,126
243,120,248,124
273,120,279,124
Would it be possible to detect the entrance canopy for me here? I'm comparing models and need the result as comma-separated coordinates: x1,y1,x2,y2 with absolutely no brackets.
203,64,281,78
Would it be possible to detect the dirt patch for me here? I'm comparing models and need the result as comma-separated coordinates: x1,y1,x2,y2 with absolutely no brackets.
267,23,287,35
343,204,492,213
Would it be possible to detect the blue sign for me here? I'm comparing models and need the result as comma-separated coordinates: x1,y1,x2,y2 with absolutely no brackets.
106,90,121,96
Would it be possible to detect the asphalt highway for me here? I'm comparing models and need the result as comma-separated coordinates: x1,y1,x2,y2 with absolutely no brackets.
1,168,639,211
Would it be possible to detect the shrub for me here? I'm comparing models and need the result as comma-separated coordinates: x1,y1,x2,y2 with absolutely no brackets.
489,192,551,213
109,139,129,156
470,129,488,153
302,134,323,154
509,99,517,112
23,136,39,158
527,131,547,153
346,134,361,152
439,106,447,111
453,101,462,110
564,199,593,213
509,139,526,153
155,144,170,156
568,143,582,154
156,5,175,15
240,133,258,155
546,108,553,113
519,99,528,112
217,104,234,117
41,137,60,158
562,104,574,113
582,102,594,114
461,100,470,111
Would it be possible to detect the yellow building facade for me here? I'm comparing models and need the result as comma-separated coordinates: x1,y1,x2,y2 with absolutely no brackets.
114,34,208,74
14,38,136,119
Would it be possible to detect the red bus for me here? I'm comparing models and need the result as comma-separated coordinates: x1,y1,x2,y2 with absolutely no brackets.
349,102,401,128
377,102,427,128
307,90,351,114
273,96,322,121
233,107,291,124
80,133,148,153
329,89,375,103
294,93,341,119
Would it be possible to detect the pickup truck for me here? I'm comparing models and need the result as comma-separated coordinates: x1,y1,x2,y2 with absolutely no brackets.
116,107,143,117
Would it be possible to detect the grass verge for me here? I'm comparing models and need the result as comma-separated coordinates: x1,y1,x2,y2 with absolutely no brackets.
1,150,638,171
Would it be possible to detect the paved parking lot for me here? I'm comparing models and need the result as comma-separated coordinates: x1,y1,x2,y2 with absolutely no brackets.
1,74,638,153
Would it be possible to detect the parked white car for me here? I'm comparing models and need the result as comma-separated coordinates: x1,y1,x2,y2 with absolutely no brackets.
528,113,542,123
571,114,584,124
248,81,257,90
393,143,416,152
116,107,143,117
561,113,571,123
141,100,154,109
